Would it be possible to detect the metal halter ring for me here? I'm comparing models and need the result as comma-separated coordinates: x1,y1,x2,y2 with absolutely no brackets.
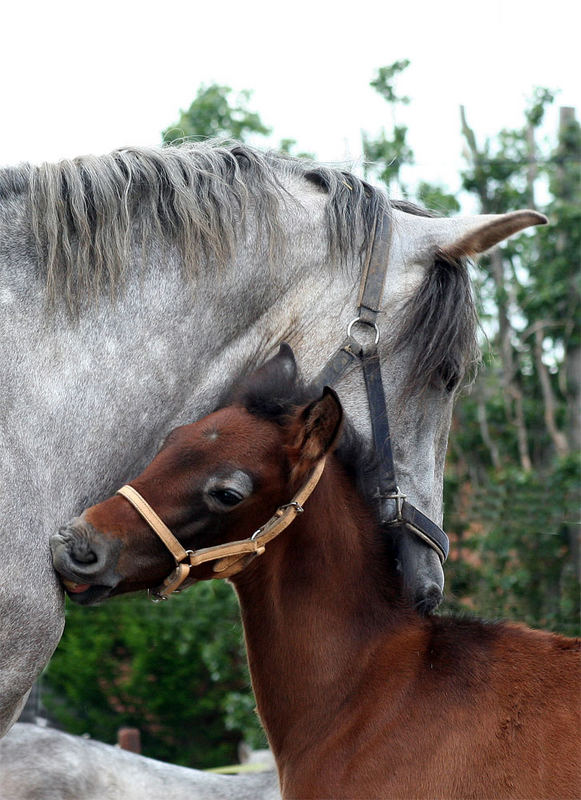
347,317,380,345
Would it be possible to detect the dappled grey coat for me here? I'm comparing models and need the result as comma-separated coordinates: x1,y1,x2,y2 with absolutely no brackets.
0,724,280,800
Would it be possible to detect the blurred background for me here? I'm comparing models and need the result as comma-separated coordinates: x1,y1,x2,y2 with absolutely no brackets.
6,0,579,770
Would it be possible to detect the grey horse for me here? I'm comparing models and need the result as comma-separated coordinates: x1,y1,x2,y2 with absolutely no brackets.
0,724,280,800
0,141,545,735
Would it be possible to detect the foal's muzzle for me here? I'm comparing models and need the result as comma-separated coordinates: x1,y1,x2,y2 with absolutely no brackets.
50,519,121,603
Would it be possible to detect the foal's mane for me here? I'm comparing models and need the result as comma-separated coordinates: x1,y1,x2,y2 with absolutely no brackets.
0,140,477,394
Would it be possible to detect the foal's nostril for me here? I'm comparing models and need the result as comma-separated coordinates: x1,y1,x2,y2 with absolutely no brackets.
55,524,105,571
70,541,98,565
51,520,122,599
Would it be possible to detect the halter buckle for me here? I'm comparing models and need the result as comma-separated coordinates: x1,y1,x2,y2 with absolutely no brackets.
148,590,167,603
376,486,407,520
278,501,304,514
250,501,304,542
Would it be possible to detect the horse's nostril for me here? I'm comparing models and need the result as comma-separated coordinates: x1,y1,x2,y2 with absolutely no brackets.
414,584,443,616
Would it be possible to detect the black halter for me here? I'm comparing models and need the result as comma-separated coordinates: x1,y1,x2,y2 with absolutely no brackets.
313,211,449,564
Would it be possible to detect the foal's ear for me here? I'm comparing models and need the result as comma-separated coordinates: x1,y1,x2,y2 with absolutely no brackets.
261,342,297,383
242,342,297,392
231,342,298,413
287,388,343,485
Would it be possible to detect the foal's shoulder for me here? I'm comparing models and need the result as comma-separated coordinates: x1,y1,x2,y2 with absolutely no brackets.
492,619,581,660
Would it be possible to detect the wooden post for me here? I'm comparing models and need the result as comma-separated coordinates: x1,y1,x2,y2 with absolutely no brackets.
117,727,141,754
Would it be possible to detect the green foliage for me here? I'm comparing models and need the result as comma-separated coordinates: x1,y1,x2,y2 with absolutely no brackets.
278,137,315,160
444,89,581,635
362,124,414,194
525,87,557,128
443,456,580,636
162,84,271,145
416,181,460,215
44,584,266,767
369,60,411,105
538,112,581,347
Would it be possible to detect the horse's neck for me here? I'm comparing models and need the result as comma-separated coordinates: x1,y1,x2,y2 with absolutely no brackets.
232,461,420,761
2,235,333,511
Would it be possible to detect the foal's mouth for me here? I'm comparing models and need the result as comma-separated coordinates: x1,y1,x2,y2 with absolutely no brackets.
60,579,114,606
62,579,92,593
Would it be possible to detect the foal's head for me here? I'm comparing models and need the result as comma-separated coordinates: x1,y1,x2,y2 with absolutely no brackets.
51,345,344,604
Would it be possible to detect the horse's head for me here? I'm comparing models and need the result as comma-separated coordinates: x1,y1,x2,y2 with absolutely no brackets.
50,346,343,604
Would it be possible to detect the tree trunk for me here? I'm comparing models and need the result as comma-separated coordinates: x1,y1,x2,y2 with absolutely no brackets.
489,248,532,471
532,326,569,457
460,108,532,471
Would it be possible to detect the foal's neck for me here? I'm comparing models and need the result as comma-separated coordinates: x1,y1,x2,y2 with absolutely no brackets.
232,459,417,761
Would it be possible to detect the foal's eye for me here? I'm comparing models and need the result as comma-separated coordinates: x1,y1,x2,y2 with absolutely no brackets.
208,488,244,507
204,470,253,512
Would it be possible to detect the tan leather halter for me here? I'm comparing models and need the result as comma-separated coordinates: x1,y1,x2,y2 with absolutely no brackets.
116,457,326,601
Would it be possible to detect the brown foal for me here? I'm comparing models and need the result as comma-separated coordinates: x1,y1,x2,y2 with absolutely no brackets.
52,346,580,800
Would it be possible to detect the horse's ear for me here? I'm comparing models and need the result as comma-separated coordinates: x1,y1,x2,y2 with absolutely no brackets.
439,210,548,260
392,207,547,262
287,388,343,486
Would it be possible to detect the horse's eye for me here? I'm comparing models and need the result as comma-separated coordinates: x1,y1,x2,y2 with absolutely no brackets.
209,488,244,507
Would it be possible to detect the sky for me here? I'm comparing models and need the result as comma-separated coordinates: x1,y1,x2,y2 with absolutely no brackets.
1,0,579,199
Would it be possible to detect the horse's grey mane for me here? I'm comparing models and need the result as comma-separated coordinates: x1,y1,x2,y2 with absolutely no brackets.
1,141,386,312
0,140,477,394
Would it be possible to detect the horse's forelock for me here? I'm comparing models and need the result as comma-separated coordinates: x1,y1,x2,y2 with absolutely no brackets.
392,250,480,397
